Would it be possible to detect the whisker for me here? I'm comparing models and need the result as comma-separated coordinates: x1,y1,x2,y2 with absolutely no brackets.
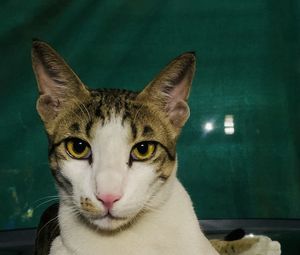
32,195,73,207
72,98,91,123
37,215,59,238
68,106,86,123
78,99,92,122
33,198,60,210
37,204,80,237
133,105,143,123
33,195,60,204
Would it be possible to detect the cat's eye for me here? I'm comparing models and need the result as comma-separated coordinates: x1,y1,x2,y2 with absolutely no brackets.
131,142,156,161
65,138,91,160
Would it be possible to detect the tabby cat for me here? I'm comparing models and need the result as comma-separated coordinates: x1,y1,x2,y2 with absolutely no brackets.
32,41,280,255
32,41,219,255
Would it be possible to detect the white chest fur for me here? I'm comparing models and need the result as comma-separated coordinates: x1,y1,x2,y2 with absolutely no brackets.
50,179,218,255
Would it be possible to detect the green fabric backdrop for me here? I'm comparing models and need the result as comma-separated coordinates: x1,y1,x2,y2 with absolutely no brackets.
0,0,299,230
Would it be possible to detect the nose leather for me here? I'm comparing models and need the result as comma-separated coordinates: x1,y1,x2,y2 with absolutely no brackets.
96,193,122,210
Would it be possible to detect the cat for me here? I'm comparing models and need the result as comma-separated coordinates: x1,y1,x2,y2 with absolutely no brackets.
32,40,219,255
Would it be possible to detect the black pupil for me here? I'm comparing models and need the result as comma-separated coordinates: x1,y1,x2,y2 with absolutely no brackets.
137,143,148,155
73,140,87,154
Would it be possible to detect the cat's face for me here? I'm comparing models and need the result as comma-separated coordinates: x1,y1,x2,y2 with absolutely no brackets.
32,41,195,231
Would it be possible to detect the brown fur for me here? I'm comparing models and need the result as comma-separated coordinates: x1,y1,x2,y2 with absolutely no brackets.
80,197,101,215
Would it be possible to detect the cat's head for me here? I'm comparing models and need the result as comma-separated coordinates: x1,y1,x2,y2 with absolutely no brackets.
32,41,195,231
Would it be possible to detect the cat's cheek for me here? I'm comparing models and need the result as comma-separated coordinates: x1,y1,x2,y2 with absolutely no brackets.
59,160,96,204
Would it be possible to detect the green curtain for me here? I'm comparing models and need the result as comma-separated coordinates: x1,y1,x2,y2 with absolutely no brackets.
0,0,299,230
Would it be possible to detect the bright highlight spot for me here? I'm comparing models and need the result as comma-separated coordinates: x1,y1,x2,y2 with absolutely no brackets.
204,122,214,132
26,208,34,218
224,115,235,135
225,127,235,135
23,208,34,219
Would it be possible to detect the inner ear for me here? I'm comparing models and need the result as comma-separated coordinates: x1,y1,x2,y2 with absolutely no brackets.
168,100,190,128
36,94,60,122
167,75,190,102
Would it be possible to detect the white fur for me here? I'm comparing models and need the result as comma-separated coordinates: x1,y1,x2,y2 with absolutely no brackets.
51,117,218,254
51,180,218,255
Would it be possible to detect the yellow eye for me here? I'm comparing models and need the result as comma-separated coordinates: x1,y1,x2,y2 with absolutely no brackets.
65,138,91,159
131,142,156,161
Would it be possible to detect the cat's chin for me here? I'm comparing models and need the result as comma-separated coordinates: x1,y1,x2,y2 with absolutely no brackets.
89,214,133,232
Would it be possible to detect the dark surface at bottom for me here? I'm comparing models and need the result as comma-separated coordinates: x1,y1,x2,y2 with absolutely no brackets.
0,219,299,254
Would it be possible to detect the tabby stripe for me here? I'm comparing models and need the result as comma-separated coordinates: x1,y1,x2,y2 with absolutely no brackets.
159,174,169,181
131,123,137,140
55,151,67,160
157,154,167,171
95,106,104,118
114,99,122,114
159,143,175,161
142,125,154,136
158,155,170,180
48,139,65,157
106,109,111,121
70,122,80,132
85,120,93,137
121,110,131,126
153,155,171,180
54,167,73,195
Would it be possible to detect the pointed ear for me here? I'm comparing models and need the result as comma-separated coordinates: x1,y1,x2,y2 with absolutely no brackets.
32,40,89,123
137,52,196,129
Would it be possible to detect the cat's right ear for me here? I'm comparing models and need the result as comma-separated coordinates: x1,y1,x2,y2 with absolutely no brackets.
32,40,89,123
137,52,196,131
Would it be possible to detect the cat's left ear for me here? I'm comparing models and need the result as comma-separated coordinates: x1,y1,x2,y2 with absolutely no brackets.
137,52,196,129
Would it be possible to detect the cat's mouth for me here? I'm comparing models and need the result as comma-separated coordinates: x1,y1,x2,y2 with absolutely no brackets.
86,211,134,231
77,196,145,230
82,209,128,222
100,212,127,221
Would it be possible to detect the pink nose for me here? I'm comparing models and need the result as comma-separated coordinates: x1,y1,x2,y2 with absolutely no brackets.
96,193,122,210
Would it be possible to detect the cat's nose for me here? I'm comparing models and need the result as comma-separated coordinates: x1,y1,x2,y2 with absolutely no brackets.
96,193,122,210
